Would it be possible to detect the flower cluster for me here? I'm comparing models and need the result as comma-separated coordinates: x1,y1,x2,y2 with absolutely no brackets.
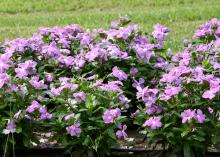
102,108,121,124
0,16,171,154
66,122,81,137
134,18,220,156
181,109,206,124
3,15,220,156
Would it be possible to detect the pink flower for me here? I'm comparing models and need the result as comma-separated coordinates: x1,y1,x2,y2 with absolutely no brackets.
64,113,75,121
181,109,196,123
143,116,162,129
14,110,22,119
181,109,206,124
202,90,216,99
208,107,213,114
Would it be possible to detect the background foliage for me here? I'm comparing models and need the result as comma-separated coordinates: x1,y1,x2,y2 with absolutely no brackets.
0,0,220,51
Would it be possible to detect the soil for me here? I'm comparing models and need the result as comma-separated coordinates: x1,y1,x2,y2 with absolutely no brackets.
6,130,220,157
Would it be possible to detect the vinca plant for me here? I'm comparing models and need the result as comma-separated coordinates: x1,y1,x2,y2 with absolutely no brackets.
5,15,220,157
0,16,170,157
135,18,220,157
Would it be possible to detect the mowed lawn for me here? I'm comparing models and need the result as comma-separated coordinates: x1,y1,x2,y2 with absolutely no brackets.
0,0,220,51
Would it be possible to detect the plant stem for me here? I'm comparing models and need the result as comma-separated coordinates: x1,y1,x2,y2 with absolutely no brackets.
3,134,9,157
12,133,15,157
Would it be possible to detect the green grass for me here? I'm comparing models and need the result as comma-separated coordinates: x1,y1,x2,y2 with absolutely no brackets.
1,0,220,51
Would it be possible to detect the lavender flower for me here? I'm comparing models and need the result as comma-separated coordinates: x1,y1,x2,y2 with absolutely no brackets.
39,106,52,120
195,109,206,123
116,124,128,139
181,109,196,123
102,108,121,124
58,55,74,67
107,45,129,60
64,113,75,121
66,122,81,136
130,109,140,118
50,87,62,96
99,81,123,92
112,66,127,81
134,44,154,62
160,86,182,101
41,41,60,57
119,95,130,108
29,76,47,89
152,24,170,41
73,91,86,102
130,67,138,76
208,107,214,114
85,47,101,62
181,109,206,124
132,78,145,88
45,73,54,82
24,114,31,120
79,32,92,46
111,21,119,28
146,105,157,115
0,73,11,88
0,54,10,73
136,86,158,106
143,116,162,129
15,60,37,78
26,100,40,113
3,120,16,134
14,110,22,119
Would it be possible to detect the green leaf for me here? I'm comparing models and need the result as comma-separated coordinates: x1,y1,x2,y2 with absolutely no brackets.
56,98,66,104
78,108,89,112
193,135,205,142
82,135,90,146
92,106,104,114
163,123,172,129
0,103,7,109
16,127,22,134
181,130,190,137
107,129,116,140
74,113,81,120
87,126,98,130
